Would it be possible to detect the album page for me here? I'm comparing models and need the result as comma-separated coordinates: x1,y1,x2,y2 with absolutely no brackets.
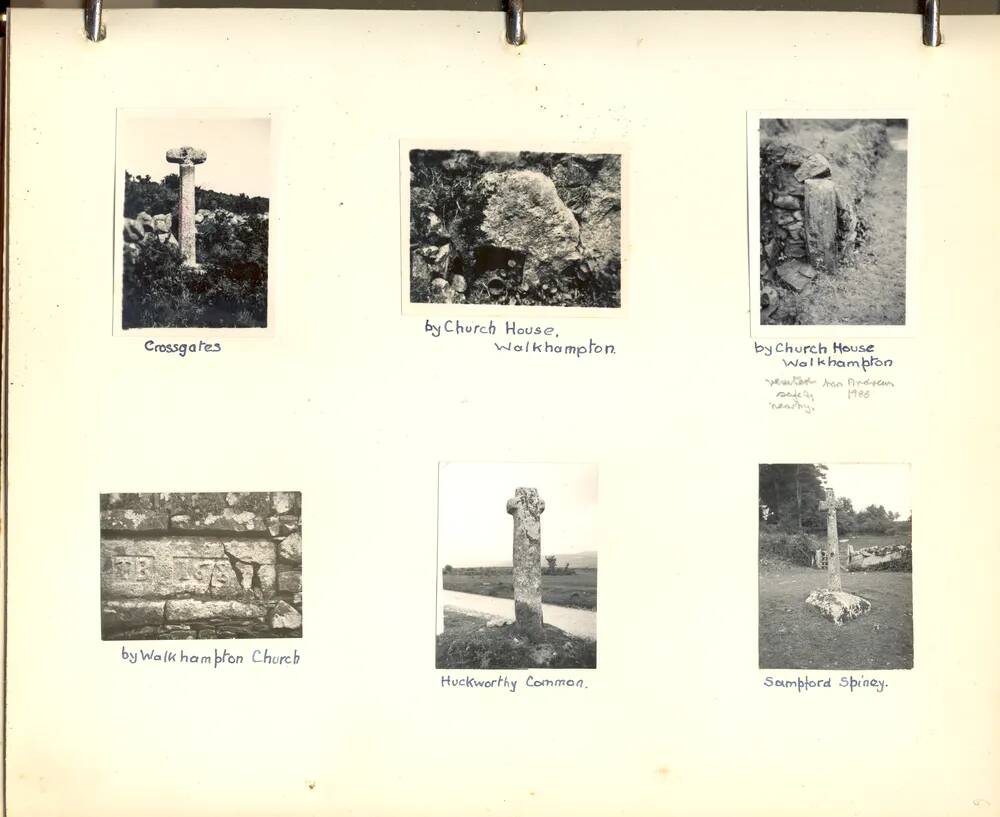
4,8,999,817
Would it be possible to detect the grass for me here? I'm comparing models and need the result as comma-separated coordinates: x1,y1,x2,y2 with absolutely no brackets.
759,562,913,669
436,609,597,669
442,568,597,610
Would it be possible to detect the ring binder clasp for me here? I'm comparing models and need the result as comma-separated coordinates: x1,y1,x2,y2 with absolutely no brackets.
506,0,525,46
85,0,106,42
922,0,942,46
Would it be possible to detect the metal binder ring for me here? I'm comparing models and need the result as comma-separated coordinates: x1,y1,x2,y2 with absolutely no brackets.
85,0,106,42
506,0,525,46
922,0,942,46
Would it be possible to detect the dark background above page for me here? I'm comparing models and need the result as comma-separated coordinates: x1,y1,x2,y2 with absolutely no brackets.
9,0,1000,15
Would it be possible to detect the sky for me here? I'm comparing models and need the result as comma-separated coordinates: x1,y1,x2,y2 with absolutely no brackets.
823,463,911,519
120,116,271,198
438,462,599,568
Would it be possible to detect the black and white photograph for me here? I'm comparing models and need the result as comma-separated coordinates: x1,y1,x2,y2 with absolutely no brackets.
436,463,598,670
406,148,622,309
754,117,909,327
100,492,302,640
116,113,271,330
758,464,913,670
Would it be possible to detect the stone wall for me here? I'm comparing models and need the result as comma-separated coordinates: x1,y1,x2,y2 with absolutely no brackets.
759,120,889,318
101,492,302,640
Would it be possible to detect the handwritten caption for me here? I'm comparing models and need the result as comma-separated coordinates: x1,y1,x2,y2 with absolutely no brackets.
763,674,887,693
755,341,896,414
441,674,586,692
424,319,615,358
144,340,223,357
120,645,299,668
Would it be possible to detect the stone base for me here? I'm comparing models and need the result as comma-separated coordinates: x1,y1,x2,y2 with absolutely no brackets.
180,263,204,274
806,589,871,625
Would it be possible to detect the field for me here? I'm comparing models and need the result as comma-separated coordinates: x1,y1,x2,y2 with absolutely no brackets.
759,563,913,669
442,567,597,610
847,533,909,550
436,610,597,669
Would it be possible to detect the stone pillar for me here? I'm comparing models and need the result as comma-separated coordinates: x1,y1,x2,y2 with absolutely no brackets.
804,178,838,274
165,146,208,269
819,488,845,591
507,487,545,640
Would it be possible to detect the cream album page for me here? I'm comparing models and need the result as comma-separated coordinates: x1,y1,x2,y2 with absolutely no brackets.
4,8,999,817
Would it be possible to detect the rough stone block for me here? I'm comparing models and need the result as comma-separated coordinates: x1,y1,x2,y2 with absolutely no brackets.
270,492,300,515
101,510,170,532
258,564,276,593
269,600,302,630
164,599,266,622
102,600,166,630
101,493,157,511
277,567,302,594
278,532,302,565
101,537,255,599
221,539,276,565
804,178,839,274
805,589,871,625
794,153,832,182
773,195,801,210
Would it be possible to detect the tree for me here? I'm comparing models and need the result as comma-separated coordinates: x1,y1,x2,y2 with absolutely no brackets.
758,464,828,532
545,555,557,573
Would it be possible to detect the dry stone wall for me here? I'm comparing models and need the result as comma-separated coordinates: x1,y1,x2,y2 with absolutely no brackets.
101,492,302,640
759,120,890,319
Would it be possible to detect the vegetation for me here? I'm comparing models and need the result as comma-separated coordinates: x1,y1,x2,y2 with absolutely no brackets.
122,173,268,329
436,610,596,669
759,463,910,536
124,172,269,219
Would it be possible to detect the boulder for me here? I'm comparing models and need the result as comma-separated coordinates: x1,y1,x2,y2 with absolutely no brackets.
805,589,871,625
479,170,582,288
451,274,468,294
270,600,302,630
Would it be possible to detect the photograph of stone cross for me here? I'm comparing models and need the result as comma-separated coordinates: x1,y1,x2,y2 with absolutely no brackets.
165,145,207,269
507,487,545,641
756,118,908,326
118,114,271,330
805,488,872,625
758,463,913,668
435,462,598,670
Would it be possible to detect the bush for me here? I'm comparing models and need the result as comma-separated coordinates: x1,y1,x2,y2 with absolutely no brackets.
122,212,268,329
759,527,821,566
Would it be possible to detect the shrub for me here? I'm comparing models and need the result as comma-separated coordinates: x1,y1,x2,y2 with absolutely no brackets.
759,527,821,566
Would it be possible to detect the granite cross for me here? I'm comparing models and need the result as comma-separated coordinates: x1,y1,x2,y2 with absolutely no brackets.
507,487,545,640
165,146,208,268
819,487,846,591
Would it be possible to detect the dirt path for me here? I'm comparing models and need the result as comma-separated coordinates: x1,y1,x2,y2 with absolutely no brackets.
441,590,597,641
795,126,908,325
